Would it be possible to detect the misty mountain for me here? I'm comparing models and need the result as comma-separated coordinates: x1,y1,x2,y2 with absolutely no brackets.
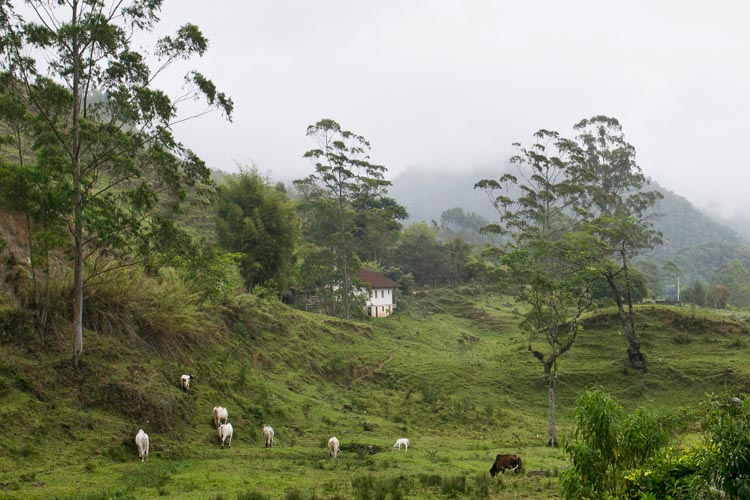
709,212,750,243
389,165,750,282
389,166,502,224
645,186,743,257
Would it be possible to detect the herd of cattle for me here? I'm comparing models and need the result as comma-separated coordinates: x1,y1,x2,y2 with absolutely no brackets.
133,373,523,477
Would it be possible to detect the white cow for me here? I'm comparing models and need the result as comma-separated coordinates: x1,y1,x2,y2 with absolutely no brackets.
328,436,340,458
213,406,228,428
393,438,409,451
180,374,195,391
135,429,149,462
262,425,275,448
218,423,233,448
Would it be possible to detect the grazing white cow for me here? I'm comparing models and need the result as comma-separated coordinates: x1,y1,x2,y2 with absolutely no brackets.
213,406,228,428
262,425,275,448
218,423,233,448
180,374,195,391
328,436,340,458
135,429,149,462
393,438,409,451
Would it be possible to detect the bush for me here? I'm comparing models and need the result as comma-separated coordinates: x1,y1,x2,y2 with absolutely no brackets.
623,395,750,499
0,306,32,344
560,388,675,499
622,448,706,500
700,394,750,498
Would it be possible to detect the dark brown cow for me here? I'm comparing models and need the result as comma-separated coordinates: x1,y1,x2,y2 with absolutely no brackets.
489,453,522,476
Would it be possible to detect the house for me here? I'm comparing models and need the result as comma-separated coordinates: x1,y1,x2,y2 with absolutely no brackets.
357,270,399,318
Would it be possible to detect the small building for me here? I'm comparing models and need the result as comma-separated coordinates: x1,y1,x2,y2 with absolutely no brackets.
357,270,399,318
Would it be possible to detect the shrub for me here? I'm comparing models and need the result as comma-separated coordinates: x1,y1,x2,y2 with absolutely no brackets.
700,394,750,498
0,306,32,344
619,395,750,499
560,388,675,499
622,448,706,500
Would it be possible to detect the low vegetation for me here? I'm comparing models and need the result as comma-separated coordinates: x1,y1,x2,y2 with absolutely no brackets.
1,280,749,499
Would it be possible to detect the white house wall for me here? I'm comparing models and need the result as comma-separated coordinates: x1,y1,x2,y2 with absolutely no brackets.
362,287,396,317
369,287,394,307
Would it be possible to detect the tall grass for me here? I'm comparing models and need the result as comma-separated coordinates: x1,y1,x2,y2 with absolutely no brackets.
83,266,220,353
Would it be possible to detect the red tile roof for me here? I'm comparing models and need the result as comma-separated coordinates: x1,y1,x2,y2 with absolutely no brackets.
357,270,400,289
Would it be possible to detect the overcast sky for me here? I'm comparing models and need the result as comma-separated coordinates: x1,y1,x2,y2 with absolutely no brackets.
153,1,749,217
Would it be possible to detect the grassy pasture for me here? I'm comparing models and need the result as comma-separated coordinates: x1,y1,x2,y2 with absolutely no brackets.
1,287,749,499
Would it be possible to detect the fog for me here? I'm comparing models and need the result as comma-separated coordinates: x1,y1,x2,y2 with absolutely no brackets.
154,1,749,217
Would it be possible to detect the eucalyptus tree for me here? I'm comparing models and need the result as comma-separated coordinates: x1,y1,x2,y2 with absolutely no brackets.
0,1,232,366
476,129,599,447
569,116,662,372
301,118,397,319
352,194,407,265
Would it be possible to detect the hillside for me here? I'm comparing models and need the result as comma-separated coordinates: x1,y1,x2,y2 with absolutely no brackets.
1,286,750,499
390,165,750,281
389,166,501,225
643,186,745,259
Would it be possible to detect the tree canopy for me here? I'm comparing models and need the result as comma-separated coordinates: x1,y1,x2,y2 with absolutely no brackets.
216,168,298,294
0,0,232,366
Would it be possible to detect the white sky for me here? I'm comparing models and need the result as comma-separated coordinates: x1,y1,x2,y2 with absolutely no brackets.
152,1,749,216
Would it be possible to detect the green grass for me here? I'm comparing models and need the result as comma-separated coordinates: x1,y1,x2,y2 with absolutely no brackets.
0,286,748,499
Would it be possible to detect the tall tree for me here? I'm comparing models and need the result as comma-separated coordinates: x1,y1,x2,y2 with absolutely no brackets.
301,118,396,319
685,279,707,307
569,116,662,372
713,259,750,308
216,167,298,294
633,259,662,300
394,222,447,286
352,194,407,265
443,236,472,285
0,1,232,366
476,129,599,447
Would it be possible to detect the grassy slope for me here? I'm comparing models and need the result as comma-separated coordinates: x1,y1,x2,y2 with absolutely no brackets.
1,289,749,499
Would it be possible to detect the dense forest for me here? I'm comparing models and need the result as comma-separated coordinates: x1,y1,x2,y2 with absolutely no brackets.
1,2,750,500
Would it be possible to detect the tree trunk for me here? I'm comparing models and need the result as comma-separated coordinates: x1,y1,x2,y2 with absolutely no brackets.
73,184,84,368
604,271,647,372
547,383,557,447
545,361,558,447
342,256,350,320
71,1,84,368
338,193,350,320
25,214,39,308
